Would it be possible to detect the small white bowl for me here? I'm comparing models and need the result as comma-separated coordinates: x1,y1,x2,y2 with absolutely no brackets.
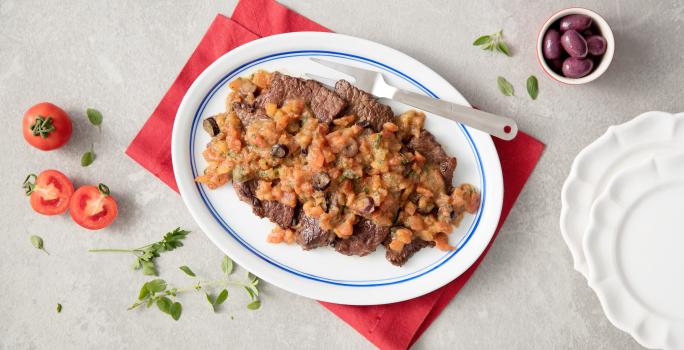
536,7,615,85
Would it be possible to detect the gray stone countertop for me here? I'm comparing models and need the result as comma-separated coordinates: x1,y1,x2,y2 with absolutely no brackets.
2,0,683,349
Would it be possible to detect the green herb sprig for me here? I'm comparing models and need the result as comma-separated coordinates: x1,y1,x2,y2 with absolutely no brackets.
30,235,49,255
81,108,103,167
89,227,190,276
473,30,511,56
129,256,261,321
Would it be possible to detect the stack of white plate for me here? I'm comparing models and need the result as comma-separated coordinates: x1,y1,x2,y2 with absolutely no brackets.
560,111,684,350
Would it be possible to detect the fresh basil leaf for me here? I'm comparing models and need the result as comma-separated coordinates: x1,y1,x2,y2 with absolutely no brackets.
179,265,196,277
170,302,182,320
472,35,492,46
247,300,261,310
205,292,215,305
146,279,167,293
526,75,539,100
221,256,233,275
86,108,103,126
81,151,95,167
156,297,172,314
497,76,514,96
56,303,62,313
215,289,228,306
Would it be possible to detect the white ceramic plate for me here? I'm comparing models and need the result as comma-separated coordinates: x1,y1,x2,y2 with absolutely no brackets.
171,32,503,305
584,152,684,349
560,111,684,278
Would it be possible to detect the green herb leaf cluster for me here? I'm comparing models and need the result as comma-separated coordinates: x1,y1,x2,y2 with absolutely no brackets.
473,30,511,56
496,75,540,100
129,256,261,320
89,227,190,276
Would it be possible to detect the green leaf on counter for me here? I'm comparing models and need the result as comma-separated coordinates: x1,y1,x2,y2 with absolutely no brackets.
497,76,514,96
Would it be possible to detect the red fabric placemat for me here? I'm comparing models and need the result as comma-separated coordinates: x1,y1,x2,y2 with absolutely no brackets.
126,1,545,348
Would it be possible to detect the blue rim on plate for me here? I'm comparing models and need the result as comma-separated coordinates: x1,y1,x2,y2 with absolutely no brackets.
189,50,485,286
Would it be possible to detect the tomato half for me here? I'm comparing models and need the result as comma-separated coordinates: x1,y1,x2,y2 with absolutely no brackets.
69,184,118,230
23,102,73,151
24,170,75,215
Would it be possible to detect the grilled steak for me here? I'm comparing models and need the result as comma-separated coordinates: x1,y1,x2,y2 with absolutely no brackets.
384,238,435,266
334,79,394,132
294,210,335,250
233,179,264,217
233,179,296,228
257,72,346,123
232,101,268,128
333,218,390,256
408,130,457,189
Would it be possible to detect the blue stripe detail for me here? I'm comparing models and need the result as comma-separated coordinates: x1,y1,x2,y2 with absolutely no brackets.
188,50,485,286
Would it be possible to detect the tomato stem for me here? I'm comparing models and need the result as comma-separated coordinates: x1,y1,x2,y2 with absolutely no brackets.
98,183,110,196
29,115,55,138
22,173,37,196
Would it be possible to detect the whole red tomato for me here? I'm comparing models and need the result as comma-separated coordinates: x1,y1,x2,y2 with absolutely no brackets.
22,102,72,150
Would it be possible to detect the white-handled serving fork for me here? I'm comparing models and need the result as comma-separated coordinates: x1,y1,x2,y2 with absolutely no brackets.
307,57,518,140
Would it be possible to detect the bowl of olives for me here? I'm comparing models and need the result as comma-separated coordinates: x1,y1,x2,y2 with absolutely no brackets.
537,8,614,84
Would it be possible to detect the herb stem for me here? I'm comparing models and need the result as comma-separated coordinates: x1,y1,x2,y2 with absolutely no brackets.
88,248,135,253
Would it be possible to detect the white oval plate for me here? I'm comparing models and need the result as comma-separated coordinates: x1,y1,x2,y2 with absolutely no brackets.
171,32,503,305
560,111,684,278
584,152,684,349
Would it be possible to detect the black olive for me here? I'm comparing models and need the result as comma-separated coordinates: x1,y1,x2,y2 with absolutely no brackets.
312,172,331,191
417,202,435,215
203,117,220,136
271,144,289,158
356,119,370,128
359,197,375,214
340,139,359,157
300,147,308,156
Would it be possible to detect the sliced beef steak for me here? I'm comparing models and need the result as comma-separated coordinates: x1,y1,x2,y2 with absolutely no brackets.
232,101,268,128
294,210,335,250
257,72,346,123
333,218,390,256
408,130,457,188
233,179,295,228
262,200,296,228
233,179,264,217
384,238,434,266
334,79,394,132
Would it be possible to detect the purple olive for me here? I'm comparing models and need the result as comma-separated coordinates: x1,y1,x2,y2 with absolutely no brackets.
586,35,607,56
559,14,593,32
561,30,588,58
543,29,563,59
562,57,594,78
546,57,565,73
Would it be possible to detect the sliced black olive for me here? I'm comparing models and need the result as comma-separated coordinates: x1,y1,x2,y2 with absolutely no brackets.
356,119,370,128
358,196,375,214
203,117,220,136
300,147,308,156
340,139,359,157
312,172,331,191
417,202,435,215
271,144,289,158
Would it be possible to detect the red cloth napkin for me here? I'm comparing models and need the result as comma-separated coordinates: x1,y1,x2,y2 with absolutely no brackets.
126,0,545,348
